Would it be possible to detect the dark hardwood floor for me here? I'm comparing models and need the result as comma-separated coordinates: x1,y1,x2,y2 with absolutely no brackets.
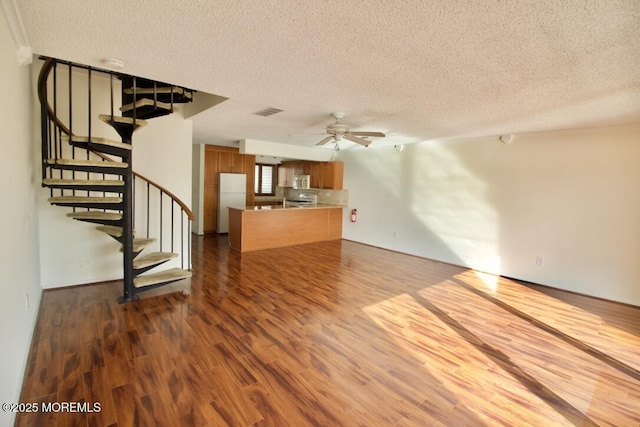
17,235,640,426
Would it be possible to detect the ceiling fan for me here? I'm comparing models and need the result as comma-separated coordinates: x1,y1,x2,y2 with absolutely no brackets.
315,112,385,147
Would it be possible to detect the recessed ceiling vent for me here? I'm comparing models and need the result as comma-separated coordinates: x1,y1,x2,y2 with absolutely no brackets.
253,107,283,117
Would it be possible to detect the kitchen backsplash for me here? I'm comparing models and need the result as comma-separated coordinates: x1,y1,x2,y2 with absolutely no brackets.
254,187,349,206
284,187,349,207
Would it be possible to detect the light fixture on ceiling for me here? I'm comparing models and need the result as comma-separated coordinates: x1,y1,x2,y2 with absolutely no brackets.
499,134,513,144
102,58,124,70
331,142,340,161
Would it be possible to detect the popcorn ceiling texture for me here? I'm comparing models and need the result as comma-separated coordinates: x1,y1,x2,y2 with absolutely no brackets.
16,0,640,147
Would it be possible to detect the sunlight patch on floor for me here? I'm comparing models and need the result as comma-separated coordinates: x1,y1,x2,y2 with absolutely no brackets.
361,290,572,426
453,270,640,371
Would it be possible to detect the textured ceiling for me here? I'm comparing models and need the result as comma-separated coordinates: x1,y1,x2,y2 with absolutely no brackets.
16,0,640,148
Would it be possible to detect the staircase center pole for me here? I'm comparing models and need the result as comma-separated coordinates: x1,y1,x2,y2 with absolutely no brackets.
120,146,136,302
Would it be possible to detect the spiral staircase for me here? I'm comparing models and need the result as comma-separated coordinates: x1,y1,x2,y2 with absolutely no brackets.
38,57,194,302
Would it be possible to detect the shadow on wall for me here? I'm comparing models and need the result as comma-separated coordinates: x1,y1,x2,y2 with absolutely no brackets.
340,125,640,305
341,143,500,286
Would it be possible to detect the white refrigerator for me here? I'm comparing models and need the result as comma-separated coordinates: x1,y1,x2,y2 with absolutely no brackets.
217,173,247,233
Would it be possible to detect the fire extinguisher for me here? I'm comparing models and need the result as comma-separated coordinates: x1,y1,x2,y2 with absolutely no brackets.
351,209,357,223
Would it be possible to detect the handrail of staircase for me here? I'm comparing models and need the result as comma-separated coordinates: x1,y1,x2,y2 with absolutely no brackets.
37,57,195,221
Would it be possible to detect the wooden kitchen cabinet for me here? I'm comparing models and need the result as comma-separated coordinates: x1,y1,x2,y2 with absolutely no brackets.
321,161,343,189
203,145,255,233
203,147,219,233
308,161,343,189
310,162,322,188
279,161,311,187
233,153,245,173
278,164,294,187
218,151,234,173
244,155,256,206
294,161,311,175
279,160,343,189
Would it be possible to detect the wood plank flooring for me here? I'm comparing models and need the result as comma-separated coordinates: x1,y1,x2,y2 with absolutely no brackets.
16,236,640,426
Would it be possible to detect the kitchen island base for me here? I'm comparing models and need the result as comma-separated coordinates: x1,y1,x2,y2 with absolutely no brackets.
229,206,342,252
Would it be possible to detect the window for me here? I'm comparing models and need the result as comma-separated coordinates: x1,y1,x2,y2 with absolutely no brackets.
254,164,276,195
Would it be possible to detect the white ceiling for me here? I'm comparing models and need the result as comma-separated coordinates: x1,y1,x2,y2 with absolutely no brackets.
15,0,640,149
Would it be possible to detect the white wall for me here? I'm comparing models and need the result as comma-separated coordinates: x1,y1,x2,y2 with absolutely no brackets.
36,62,193,288
240,139,333,162
132,110,193,269
341,125,640,306
0,16,42,427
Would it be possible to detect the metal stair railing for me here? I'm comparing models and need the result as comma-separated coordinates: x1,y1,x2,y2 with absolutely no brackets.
37,57,194,278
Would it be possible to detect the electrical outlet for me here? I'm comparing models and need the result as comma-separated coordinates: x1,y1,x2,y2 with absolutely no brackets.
536,256,544,266
25,294,29,310
393,231,397,238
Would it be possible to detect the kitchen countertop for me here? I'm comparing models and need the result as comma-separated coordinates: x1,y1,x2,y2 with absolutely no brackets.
232,204,343,211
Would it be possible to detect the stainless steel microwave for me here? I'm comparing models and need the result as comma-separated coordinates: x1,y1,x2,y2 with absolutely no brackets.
292,174,310,189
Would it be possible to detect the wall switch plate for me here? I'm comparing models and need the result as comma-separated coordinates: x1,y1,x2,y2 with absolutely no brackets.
536,256,544,266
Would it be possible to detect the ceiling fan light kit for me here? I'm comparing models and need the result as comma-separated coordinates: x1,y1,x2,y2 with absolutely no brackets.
315,112,386,148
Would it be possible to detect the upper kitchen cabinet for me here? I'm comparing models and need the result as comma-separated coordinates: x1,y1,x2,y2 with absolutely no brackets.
278,160,311,187
277,163,293,187
218,150,246,173
278,160,343,189
295,161,311,175
317,161,343,189
310,162,322,188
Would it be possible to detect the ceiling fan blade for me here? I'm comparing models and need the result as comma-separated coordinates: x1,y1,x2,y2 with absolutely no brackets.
344,134,370,146
350,131,385,138
315,136,334,146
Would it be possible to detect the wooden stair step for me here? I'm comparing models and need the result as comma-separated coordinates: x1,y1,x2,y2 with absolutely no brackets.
120,98,174,120
67,211,122,221
98,114,148,140
49,196,122,204
124,86,193,102
43,178,124,187
62,135,132,153
133,252,178,270
98,114,148,128
46,158,128,169
120,98,172,113
95,225,135,238
43,178,124,193
118,238,156,253
134,268,191,288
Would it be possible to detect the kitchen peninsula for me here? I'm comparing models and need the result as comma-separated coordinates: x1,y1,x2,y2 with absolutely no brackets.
228,205,342,252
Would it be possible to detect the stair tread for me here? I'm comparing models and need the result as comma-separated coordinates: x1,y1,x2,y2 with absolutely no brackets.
124,86,192,98
120,98,173,113
62,135,132,151
43,178,124,186
67,211,122,220
46,158,128,168
134,268,191,288
98,114,148,127
119,238,157,253
134,252,179,269
96,225,135,238
49,196,122,203
133,238,156,252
